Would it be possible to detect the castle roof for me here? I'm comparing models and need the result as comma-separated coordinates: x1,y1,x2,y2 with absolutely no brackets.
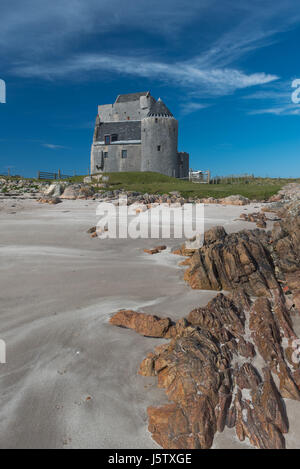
147,98,173,117
115,91,150,103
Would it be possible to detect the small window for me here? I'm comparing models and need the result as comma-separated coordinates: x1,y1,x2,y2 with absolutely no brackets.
121,150,127,159
104,135,111,145
104,152,108,158
155,118,158,123
111,134,118,142
157,145,161,151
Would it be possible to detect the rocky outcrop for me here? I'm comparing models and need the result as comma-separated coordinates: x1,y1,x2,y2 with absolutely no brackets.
144,246,167,255
267,197,300,315
240,212,268,228
43,183,65,198
130,292,296,449
183,227,278,297
110,184,300,450
109,286,300,449
0,177,47,199
109,310,172,338
60,184,95,200
229,366,288,449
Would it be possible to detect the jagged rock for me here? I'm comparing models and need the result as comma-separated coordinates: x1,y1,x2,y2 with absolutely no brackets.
148,396,216,449
172,245,196,257
111,290,299,449
144,246,167,255
249,297,300,400
139,353,156,377
110,183,300,450
237,337,256,358
78,185,95,198
203,226,226,245
60,184,94,200
147,403,192,449
270,207,300,313
272,212,300,273
109,310,172,338
231,366,289,449
240,211,267,228
43,183,64,198
60,185,78,200
249,297,283,366
187,293,245,340
184,228,278,296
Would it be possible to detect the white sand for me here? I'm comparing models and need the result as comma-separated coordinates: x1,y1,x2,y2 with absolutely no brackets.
0,198,299,448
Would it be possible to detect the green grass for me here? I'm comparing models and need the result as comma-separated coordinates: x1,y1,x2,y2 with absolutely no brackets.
64,175,86,183
91,172,296,200
30,171,299,200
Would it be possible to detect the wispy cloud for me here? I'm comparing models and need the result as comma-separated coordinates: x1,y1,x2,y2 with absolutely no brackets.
0,0,213,58
42,143,68,149
2,0,300,115
2,1,299,61
244,80,300,116
249,105,300,116
11,53,278,96
195,2,300,69
180,102,211,116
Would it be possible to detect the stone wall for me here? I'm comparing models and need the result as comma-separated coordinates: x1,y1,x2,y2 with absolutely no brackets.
141,116,178,177
98,95,155,122
91,143,142,173
177,152,189,178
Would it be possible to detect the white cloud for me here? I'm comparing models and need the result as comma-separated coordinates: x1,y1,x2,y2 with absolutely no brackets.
42,143,67,149
3,0,299,115
244,80,300,116
0,0,212,57
249,105,300,116
3,1,299,73
180,102,211,115
11,53,278,96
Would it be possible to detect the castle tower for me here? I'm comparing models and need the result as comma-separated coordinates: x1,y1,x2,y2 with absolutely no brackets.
141,99,179,177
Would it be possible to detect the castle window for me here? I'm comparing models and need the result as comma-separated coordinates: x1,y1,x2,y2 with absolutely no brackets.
155,118,158,123
104,152,108,158
111,134,118,142
104,135,111,145
157,145,161,151
121,150,127,158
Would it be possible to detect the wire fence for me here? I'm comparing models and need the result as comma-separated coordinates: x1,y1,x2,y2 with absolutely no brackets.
0,169,16,177
209,174,255,184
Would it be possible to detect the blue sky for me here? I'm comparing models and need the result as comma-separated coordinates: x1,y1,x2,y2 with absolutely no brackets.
1,0,300,178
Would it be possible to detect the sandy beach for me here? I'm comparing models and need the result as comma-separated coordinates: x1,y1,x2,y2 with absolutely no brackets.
0,198,298,449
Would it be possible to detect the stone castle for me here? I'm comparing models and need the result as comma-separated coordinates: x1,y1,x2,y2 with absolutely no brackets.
90,91,189,178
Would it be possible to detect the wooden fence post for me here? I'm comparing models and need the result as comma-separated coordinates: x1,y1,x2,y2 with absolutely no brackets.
207,170,210,184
